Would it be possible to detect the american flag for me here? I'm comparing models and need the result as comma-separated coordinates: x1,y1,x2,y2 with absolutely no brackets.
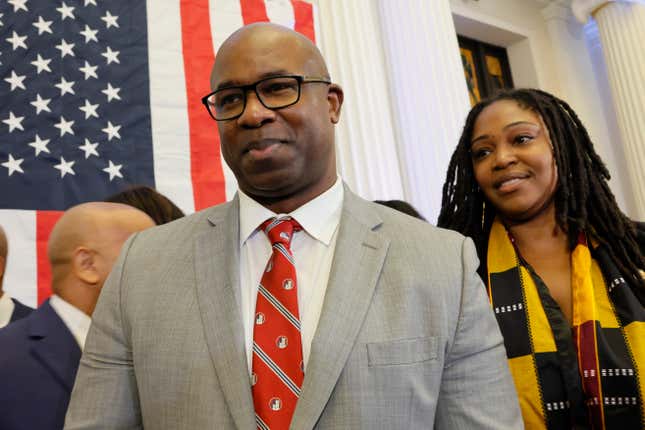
0,0,316,306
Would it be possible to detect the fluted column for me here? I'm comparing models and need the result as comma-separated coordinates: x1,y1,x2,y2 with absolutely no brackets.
540,0,635,216
314,1,405,202
376,0,471,222
572,0,645,218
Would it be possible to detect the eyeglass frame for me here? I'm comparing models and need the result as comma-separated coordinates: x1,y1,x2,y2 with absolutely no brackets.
201,74,332,121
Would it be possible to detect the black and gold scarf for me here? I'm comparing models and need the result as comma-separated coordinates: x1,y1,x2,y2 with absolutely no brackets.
487,219,645,429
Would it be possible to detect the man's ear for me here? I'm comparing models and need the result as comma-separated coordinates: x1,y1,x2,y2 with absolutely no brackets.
328,83,344,124
72,247,100,285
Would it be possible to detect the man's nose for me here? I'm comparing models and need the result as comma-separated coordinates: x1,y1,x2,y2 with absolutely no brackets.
237,91,276,128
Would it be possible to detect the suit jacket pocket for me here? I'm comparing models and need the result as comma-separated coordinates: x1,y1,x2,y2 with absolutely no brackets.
367,336,438,367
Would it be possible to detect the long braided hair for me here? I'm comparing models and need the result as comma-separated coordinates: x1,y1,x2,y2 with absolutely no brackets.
437,88,644,300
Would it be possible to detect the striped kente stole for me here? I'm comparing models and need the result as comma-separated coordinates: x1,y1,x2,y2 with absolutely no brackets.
487,219,645,429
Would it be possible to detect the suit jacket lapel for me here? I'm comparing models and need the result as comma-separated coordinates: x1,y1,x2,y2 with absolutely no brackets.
291,189,389,429
29,302,82,392
194,197,255,430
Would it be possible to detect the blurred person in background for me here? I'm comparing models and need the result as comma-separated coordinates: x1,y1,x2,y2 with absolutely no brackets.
105,185,185,225
0,225,33,328
374,199,426,221
0,203,154,430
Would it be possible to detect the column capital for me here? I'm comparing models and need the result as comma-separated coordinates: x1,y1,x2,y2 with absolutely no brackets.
571,0,642,23
541,0,574,21
572,0,609,22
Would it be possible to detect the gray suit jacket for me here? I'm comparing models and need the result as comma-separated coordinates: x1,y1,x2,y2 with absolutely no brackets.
65,188,522,429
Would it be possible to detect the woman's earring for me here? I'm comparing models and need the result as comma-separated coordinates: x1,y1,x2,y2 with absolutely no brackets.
481,200,486,229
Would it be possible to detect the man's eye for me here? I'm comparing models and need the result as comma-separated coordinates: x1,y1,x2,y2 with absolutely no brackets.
216,92,243,108
264,82,297,94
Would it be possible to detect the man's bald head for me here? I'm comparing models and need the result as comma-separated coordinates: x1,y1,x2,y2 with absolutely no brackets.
212,23,329,87
48,202,153,267
48,202,154,315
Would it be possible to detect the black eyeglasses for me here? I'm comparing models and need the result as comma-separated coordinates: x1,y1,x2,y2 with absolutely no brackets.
201,75,331,121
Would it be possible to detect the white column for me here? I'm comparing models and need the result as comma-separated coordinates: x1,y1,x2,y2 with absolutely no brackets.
572,0,645,218
375,0,471,222
540,0,635,216
314,0,405,202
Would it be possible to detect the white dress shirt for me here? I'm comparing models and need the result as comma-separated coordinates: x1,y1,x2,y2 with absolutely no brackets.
239,177,343,374
49,294,92,350
0,293,15,328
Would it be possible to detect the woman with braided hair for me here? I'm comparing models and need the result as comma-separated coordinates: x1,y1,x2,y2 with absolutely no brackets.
438,88,644,429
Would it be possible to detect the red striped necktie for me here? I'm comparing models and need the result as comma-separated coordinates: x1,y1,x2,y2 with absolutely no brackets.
252,217,304,430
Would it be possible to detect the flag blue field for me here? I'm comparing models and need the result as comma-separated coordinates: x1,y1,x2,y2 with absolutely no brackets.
1,0,154,210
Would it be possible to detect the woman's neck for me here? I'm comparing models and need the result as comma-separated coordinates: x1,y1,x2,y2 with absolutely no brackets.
503,205,574,324
503,205,569,258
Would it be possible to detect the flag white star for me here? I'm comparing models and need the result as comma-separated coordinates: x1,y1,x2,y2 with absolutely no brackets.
55,39,75,57
84,0,97,5
28,134,50,156
79,60,98,79
54,116,75,137
79,138,99,158
1,154,24,176
56,2,75,20
102,121,121,141
6,31,28,50
101,83,121,102
54,157,75,177
54,76,75,96
101,46,119,64
2,111,25,132
79,99,99,119
103,160,123,181
79,24,98,43
7,0,28,13
30,94,51,114
30,53,52,73
32,15,53,34
101,11,119,28
4,70,26,91
0,13,4,27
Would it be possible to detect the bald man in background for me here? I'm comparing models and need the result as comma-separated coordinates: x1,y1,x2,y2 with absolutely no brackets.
0,203,154,430
0,225,33,328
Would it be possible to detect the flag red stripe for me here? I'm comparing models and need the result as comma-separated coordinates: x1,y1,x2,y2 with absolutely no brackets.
180,0,226,210
291,0,315,43
240,0,270,24
36,211,63,305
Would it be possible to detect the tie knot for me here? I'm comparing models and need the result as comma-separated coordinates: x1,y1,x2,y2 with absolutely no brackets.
260,217,301,247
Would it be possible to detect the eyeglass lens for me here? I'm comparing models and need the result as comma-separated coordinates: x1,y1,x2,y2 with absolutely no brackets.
207,76,300,120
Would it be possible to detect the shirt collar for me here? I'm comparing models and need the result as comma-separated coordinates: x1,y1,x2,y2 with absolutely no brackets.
0,293,15,328
49,294,92,349
239,176,344,246
0,292,13,309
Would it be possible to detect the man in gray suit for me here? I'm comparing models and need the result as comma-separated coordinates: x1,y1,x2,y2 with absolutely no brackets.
65,23,521,429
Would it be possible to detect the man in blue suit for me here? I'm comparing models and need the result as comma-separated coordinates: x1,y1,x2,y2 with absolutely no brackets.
0,225,34,328
0,203,154,430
